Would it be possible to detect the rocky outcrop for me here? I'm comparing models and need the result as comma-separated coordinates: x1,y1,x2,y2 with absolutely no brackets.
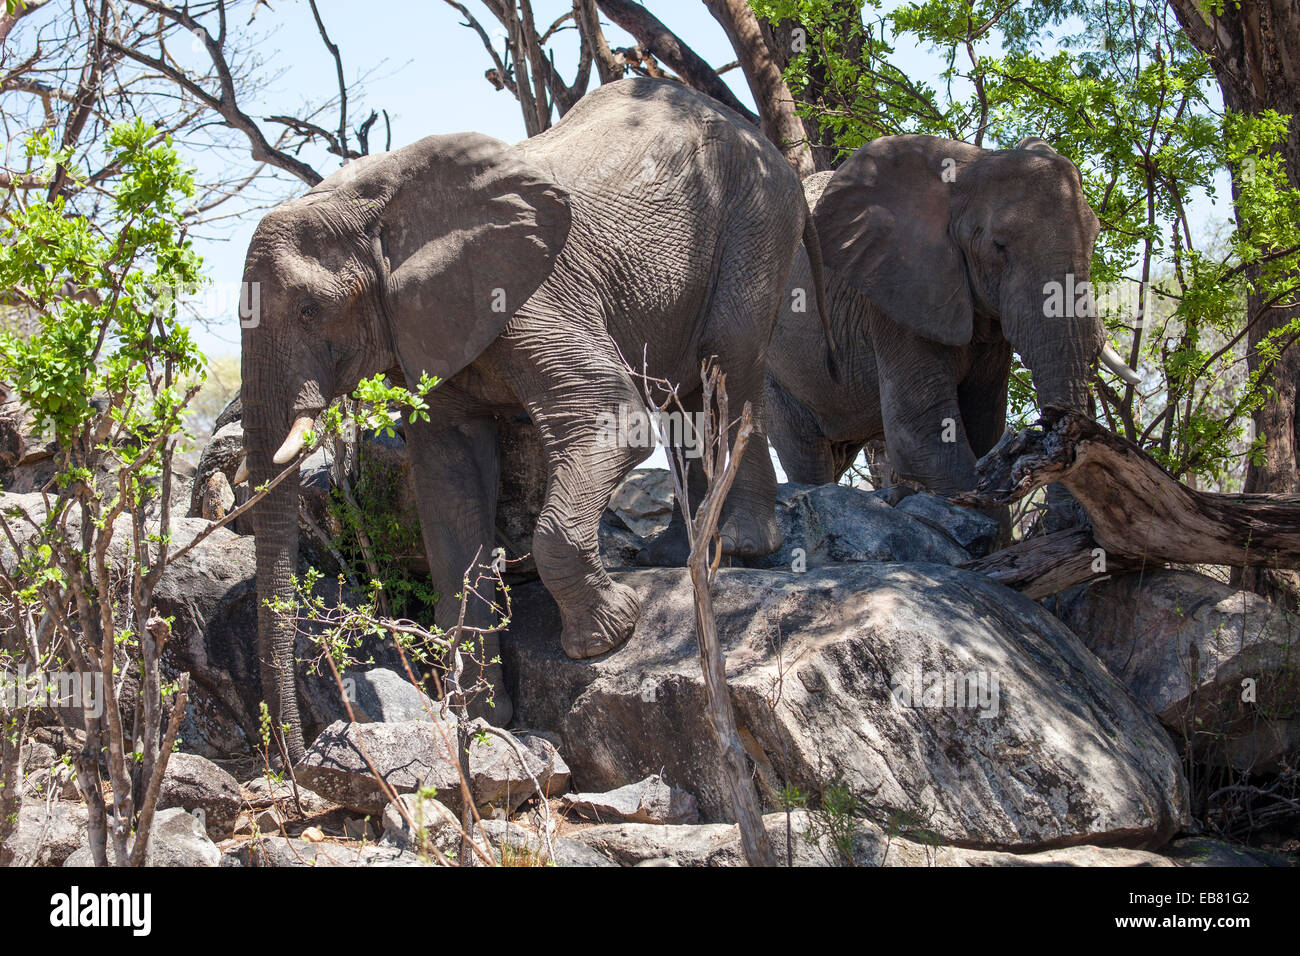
294,719,463,816
1048,570,1300,771
504,563,1189,850
745,483,974,570
567,811,1182,867
156,753,244,840
1,802,88,867
294,718,551,817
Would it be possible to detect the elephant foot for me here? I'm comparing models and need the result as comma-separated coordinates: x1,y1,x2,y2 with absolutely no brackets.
634,517,690,567
719,512,782,559
560,580,640,660
464,658,513,727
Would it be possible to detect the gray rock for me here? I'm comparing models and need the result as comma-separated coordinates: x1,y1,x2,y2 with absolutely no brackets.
572,812,1178,867
748,483,972,570
1048,570,1300,771
464,720,550,814
156,752,243,839
379,795,610,866
344,667,441,724
607,469,675,538
187,420,244,520
562,774,700,825
294,719,463,816
504,563,1189,850
296,716,556,819
521,733,570,797
896,492,1001,558
380,792,466,856
234,835,427,867
2,802,88,866
143,807,221,867
479,820,617,867
241,776,335,816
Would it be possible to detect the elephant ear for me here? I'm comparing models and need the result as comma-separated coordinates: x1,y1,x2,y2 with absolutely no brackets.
354,132,571,383
815,136,974,347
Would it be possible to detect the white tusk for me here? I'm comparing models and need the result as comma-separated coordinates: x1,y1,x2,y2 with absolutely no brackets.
232,457,249,485
273,415,316,465
1099,343,1142,386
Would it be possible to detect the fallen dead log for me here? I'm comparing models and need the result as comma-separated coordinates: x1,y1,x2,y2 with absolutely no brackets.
955,407,1300,597
962,527,1147,600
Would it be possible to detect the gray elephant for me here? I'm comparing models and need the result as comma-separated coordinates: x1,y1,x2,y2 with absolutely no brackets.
765,134,1139,518
240,78,829,759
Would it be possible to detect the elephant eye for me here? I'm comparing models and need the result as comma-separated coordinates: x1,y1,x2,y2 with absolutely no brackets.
298,298,320,321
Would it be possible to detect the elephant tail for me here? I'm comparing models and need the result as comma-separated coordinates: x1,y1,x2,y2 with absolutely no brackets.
802,207,841,383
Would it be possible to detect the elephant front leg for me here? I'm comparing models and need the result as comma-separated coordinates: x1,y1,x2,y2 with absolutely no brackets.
522,376,650,660
872,316,978,495
403,414,512,724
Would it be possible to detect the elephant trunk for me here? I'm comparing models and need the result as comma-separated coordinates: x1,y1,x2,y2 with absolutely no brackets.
243,382,307,764
1007,274,1101,530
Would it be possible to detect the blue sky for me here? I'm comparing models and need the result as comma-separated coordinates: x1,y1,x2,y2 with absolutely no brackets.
187,1,771,357
157,1,1226,361
173,0,967,358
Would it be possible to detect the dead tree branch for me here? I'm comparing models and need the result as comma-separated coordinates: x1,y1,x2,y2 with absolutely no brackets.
956,407,1300,595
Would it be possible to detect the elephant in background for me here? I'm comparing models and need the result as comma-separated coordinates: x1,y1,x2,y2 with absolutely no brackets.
765,135,1139,524
240,78,828,759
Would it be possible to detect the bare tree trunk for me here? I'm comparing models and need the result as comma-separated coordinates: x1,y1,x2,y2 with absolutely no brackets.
962,527,1147,599
703,0,816,177
0,724,21,861
634,360,776,867
1169,0,1300,607
575,0,621,85
956,408,1300,597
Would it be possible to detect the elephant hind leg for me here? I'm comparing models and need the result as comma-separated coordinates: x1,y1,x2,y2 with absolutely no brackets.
698,254,789,559
764,373,840,486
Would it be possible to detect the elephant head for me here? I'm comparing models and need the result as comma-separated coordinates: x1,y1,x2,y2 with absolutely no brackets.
239,134,570,759
815,134,1135,434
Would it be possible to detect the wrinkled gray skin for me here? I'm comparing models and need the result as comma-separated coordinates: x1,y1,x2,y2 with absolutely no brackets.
766,135,1102,524
241,79,821,759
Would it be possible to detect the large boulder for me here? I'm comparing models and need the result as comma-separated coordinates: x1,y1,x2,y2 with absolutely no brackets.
155,522,407,757
156,752,244,839
340,667,440,724
569,811,1178,867
746,483,973,570
294,719,463,816
1048,570,1300,771
1,802,88,866
141,807,222,867
294,718,550,817
503,563,1190,851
